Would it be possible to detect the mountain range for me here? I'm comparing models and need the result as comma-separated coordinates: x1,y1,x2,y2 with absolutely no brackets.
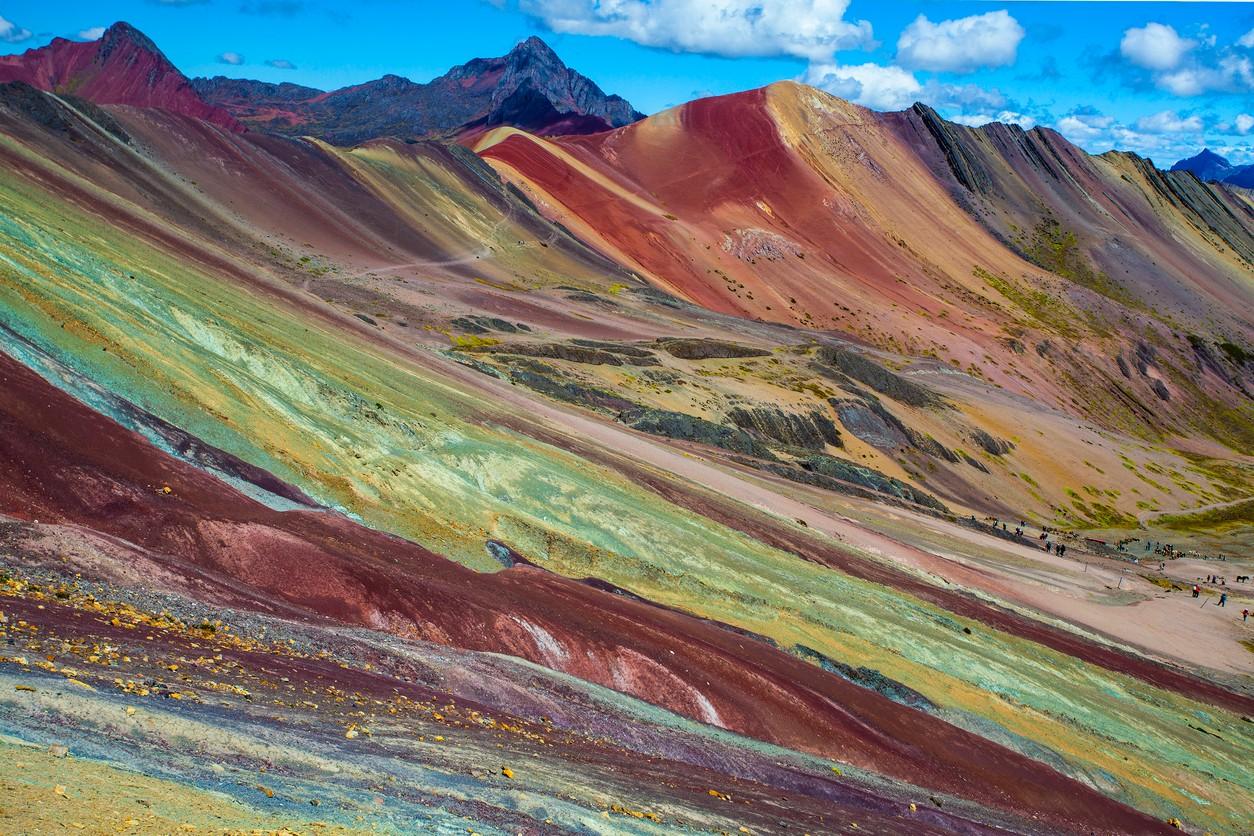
0,19,1251,835
0,24,640,142
1172,148,1254,188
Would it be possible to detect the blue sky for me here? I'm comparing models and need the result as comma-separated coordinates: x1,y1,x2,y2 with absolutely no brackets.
2,1,1252,164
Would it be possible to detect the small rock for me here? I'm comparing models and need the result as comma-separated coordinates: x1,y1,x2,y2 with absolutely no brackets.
48,744,68,758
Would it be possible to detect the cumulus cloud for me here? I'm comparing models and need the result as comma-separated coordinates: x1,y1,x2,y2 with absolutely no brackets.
896,10,1025,74
804,62,921,110
1056,111,1114,142
266,58,297,69
78,26,106,41
1154,53,1254,96
217,51,246,65
1235,113,1254,135
1120,22,1194,71
0,14,32,43
1116,24,1254,96
1134,110,1202,134
518,0,873,62
1238,28,1254,49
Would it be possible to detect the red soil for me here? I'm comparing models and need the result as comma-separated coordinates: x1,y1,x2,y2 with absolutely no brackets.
0,23,241,132
0,351,1175,833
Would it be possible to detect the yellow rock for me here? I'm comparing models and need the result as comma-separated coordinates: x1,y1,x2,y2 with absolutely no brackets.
501,766,514,779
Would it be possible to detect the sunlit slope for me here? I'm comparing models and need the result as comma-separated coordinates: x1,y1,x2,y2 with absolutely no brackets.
478,82,1253,447
0,83,1248,832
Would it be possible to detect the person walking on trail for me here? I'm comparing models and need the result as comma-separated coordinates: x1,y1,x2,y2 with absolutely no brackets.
1057,544,1066,557
1192,584,1200,599
1243,608,1249,622
1218,592,1227,608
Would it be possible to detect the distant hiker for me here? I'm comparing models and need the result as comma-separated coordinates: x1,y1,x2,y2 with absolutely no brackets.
1040,532,1047,541
1057,544,1066,557
1243,609,1249,622
1192,585,1200,599
1045,542,1052,554
1219,592,1227,608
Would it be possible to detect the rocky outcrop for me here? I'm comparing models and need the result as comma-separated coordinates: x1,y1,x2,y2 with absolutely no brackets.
726,406,842,450
473,341,658,366
793,454,948,512
657,339,771,360
830,399,908,450
451,316,531,334
622,408,777,460
793,645,935,710
814,346,946,409
970,429,1014,456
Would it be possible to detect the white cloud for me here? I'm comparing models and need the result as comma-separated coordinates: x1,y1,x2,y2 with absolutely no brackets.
217,51,245,65
1237,28,1254,49
1120,22,1194,71
1056,112,1114,142
0,14,32,43
896,10,1024,74
1236,114,1254,135
519,0,873,62
265,58,296,69
952,111,1036,130
805,62,921,110
1155,54,1254,96
78,26,106,41
1134,110,1202,134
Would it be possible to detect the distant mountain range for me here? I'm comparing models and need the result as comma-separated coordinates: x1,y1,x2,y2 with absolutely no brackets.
1171,148,1254,189
192,36,644,143
0,23,642,143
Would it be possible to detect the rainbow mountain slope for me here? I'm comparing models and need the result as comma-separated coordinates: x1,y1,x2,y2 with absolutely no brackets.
478,82,1253,448
0,31,1252,835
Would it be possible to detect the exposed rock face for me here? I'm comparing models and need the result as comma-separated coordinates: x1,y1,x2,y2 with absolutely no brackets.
830,400,908,450
451,316,530,334
0,22,242,131
657,339,771,360
193,36,643,143
970,429,1014,456
472,341,657,366
726,406,842,450
570,339,657,359
788,454,948,512
815,347,946,409
793,645,935,710
622,408,777,460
